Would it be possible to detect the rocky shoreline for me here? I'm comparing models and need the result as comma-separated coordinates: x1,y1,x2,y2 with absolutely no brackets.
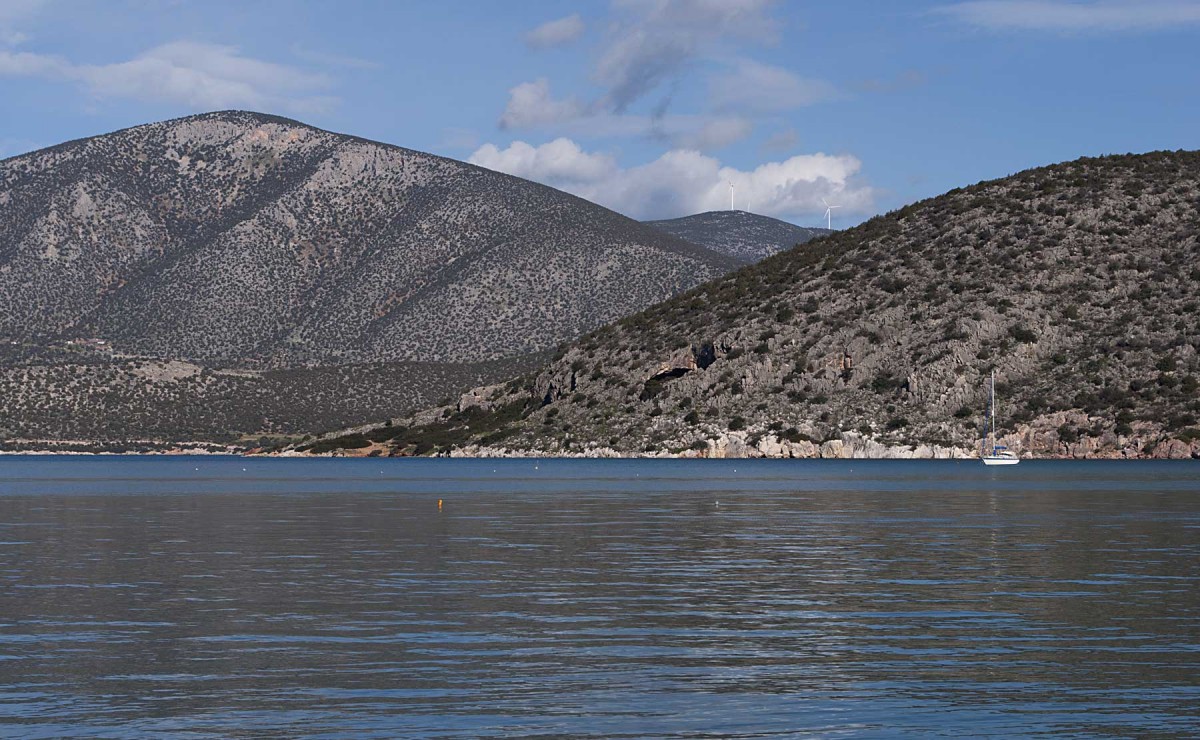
279,424,1199,460
7,414,1199,459
0,441,241,455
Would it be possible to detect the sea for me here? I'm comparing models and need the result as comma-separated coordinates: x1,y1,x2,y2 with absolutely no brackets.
0,456,1197,738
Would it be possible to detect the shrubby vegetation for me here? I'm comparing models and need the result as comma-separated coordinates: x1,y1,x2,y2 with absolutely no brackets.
329,150,1200,458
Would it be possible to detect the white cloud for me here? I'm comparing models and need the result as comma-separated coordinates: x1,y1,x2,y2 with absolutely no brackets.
935,0,1200,31
470,138,617,185
611,0,781,44
84,42,332,111
596,0,780,112
498,77,753,150
499,78,586,129
0,28,26,45
710,59,835,113
502,0,788,131
0,0,44,46
0,48,69,76
667,116,754,150
470,137,873,222
524,14,585,48
0,41,335,113
592,25,693,114
498,1,827,152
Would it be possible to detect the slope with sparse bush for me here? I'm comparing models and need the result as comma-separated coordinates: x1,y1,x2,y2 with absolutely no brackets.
312,150,1200,459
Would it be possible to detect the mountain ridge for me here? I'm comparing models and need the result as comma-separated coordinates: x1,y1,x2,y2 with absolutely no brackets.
0,109,738,364
645,210,831,264
0,111,741,443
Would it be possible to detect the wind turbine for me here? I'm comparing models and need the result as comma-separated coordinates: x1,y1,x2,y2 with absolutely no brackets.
822,197,840,230
729,181,735,211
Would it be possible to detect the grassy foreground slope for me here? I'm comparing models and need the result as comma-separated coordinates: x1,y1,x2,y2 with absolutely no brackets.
295,151,1200,459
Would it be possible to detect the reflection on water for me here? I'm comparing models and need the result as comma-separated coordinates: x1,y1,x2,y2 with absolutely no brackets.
0,457,1197,738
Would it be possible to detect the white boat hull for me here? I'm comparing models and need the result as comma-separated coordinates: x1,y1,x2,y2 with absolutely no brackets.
982,456,1020,466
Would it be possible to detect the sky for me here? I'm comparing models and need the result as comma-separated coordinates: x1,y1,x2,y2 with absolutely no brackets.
1,0,1198,227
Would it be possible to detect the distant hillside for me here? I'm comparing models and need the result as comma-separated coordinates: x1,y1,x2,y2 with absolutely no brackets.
0,111,738,444
309,150,1200,460
0,343,540,450
645,210,831,264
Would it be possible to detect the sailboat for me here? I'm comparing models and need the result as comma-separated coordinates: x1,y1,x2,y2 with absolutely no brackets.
982,370,1020,466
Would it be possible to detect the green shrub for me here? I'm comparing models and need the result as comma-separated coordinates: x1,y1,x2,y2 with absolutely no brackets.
1057,424,1079,443
304,433,371,454
640,377,665,400
872,372,904,394
1009,325,1038,343
781,427,814,443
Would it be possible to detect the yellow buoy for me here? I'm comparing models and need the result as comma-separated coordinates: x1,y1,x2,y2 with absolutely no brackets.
438,499,443,511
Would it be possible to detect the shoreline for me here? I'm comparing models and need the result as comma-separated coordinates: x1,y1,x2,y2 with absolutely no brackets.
4,427,1199,461
0,446,1195,458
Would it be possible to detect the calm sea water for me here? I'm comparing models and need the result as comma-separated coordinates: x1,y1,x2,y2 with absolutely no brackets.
0,457,1197,738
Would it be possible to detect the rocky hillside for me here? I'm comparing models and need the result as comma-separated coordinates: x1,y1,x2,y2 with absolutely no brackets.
0,111,739,444
0,111,735,365
309,150,1200,460
0,341,541,450
645,210,831,264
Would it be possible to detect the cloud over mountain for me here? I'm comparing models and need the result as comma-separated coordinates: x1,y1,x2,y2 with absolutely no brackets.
498,0,810,150
470,137,872,221
487,2,864,204
0,41,334,113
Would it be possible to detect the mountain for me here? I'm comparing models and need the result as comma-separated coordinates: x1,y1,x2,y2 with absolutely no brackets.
0,111,739,446
644,210,831,264
307,150,1200,460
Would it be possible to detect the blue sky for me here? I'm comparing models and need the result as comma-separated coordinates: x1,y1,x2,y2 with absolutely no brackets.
1,0,1198,227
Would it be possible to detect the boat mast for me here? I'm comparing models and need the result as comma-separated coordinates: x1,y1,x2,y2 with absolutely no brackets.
990,371,997,455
